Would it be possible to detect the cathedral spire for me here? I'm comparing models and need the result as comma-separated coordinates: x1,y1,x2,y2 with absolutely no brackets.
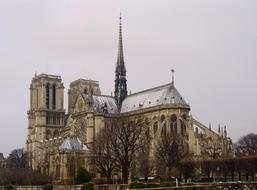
116,14,126,73
115,14,127,107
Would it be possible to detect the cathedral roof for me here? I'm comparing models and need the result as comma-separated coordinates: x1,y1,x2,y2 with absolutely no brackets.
59,137,88,151
92,95,118,114
0,153,4,160
120,83,190,113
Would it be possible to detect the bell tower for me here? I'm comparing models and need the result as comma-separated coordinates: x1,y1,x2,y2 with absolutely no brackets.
26,74,65,169
114,15,127,107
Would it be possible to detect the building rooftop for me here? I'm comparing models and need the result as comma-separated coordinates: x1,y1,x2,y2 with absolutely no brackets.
59,136,89,151
0,153,4,160
120,83,190,113
92,95,118,114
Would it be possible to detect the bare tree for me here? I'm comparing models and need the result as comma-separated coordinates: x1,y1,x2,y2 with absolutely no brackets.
136,127,154,182
6,149,28,169
110,118,145,184
0,148,50,185
236,133,257,156
155,132,189,180
92,124,118,183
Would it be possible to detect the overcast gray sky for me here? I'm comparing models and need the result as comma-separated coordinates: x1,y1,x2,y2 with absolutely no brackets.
0,0,256,156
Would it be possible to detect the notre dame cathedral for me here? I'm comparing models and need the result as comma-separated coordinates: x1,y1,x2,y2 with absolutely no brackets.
26,18,232,183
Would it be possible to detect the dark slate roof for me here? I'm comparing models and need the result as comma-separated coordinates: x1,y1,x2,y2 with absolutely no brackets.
0,153,4,160
120,83,190,113
92,95,118,114
59,137,88,150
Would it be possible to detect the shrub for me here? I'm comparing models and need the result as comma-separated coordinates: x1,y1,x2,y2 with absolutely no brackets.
4,184,14,190
129,182,145,189
81,182,94,190
160,181,176,187
145,183,160,188
77,167,92,184
181,182,195,186
43,184,53,190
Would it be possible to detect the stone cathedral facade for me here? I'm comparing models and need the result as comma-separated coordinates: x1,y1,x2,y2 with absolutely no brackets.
26,19,232,183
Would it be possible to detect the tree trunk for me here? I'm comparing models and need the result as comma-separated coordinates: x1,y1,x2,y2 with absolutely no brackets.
122,167,129,184
231,171,234,181
238,171,241,181
144,176,148,183
107,175,112,184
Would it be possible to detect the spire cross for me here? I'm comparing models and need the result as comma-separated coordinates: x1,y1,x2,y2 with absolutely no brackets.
171,69,175,84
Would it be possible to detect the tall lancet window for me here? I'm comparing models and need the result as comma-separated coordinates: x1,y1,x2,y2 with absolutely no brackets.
52,84,56,110
46,83,50,109
170,114,177,133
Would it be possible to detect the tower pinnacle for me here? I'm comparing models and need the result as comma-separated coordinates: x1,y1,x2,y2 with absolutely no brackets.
171,68,175,85
115,14,127,107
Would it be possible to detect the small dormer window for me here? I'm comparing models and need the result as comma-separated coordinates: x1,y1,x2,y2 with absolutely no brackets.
171,96,175,104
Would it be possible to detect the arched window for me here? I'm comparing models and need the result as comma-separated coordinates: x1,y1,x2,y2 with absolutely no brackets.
153,121,158,136
46,83,50,109
180,120,186,135
161,115,165,123
161,123,167,136
170,114,177,133
52,84,56,110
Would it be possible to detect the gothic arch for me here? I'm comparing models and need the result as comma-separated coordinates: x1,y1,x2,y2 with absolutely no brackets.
152,116,158,137
161,115,165,123
180,118,187,136
170,114,177,133
160,115,166,136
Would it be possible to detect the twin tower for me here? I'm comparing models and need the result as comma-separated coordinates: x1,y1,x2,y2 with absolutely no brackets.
27,17,128,151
